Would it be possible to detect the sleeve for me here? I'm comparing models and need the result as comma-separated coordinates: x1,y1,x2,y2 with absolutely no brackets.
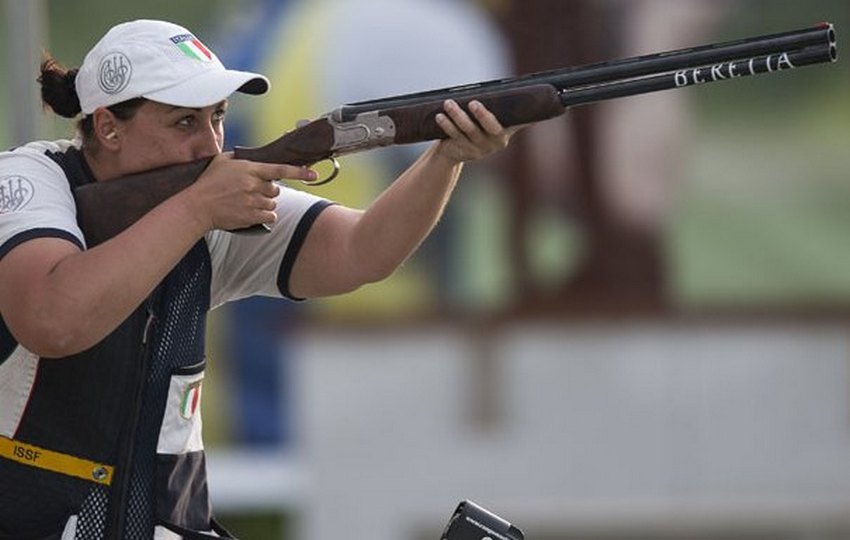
207,185,333,308
0,150,85,262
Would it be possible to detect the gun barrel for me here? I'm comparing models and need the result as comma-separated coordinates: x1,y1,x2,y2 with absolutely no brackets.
560,42,837,108
338,23,836,120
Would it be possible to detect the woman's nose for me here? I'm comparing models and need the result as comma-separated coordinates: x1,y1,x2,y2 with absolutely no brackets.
192,122,223,159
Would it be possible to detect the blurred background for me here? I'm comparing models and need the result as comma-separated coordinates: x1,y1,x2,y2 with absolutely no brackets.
4,0,850,538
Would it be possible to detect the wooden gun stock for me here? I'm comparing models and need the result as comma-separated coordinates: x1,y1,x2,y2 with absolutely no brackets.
383,85,564,144
74,158,211,247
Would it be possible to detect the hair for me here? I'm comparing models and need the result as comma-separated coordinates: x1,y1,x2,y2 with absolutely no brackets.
38,52,146,143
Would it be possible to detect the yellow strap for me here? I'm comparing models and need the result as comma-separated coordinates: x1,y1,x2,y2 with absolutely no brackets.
0,436,113,485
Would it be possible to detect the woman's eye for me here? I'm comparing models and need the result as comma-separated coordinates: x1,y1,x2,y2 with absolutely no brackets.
177,116,195,128
213,109,227,122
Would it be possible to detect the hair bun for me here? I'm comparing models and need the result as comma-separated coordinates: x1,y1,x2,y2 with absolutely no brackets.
39,56,83,118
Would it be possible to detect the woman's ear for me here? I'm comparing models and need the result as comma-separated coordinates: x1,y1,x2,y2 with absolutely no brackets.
92,108,120,149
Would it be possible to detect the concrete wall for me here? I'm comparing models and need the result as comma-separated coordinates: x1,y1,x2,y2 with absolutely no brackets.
210,322,850,539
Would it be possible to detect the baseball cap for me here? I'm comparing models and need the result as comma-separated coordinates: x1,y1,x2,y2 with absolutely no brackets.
75,19,269,115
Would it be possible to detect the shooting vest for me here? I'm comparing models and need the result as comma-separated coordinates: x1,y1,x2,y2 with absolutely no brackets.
0,148,229,539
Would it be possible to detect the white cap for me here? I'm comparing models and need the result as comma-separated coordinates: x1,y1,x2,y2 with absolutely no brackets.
75,19,269,115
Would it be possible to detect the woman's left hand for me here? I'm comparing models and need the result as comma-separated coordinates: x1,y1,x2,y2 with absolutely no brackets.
433,99,519,163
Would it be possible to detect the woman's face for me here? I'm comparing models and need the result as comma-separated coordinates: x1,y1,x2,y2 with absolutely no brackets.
111,99,228,175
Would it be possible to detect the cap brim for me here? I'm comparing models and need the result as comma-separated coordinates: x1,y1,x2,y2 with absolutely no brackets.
143,69,269,108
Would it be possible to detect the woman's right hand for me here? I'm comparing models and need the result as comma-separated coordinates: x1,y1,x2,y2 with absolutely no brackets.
182,153,318,232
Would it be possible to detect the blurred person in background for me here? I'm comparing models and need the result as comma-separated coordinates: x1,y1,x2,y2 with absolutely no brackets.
0,18,517,539
493,0,726,312
598,0,728,235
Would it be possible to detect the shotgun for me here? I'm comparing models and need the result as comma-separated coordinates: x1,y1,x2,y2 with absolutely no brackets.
73,23,838,247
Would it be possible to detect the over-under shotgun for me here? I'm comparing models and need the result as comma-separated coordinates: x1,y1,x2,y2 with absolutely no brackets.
74,23,838,246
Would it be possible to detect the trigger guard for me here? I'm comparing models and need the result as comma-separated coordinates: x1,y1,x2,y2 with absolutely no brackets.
301,157,340,186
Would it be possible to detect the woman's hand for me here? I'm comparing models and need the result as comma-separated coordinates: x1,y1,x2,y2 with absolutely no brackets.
182,153,318,232
433,99,519,164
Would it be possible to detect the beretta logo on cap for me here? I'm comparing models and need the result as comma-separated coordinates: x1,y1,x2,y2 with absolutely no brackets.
170,33,213,63
98,51,132,95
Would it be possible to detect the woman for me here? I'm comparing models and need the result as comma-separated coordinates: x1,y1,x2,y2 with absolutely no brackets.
0,19,515,539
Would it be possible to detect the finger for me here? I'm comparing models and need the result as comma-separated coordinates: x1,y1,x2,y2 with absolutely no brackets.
435,111,465,140
254,209,278,225
468,100,505,136
443,100,486,142
258,181,281,199
254,162,318,183
238,167,280,198
253,193,278,212
281,165,319,183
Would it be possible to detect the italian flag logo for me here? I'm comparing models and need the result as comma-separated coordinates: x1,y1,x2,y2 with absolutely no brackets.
180,380,203,419
170,33,213,63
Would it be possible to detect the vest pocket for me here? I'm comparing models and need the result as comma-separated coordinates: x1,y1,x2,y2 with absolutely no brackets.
154,360,224,535
158,359,206,455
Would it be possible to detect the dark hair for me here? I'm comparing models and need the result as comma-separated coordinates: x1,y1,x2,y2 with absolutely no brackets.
38,53,145,142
